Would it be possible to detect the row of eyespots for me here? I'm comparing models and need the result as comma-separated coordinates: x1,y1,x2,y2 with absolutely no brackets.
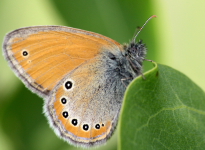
63,114,103,130
62,81,104,131
61,111,103,131
60,97,104,131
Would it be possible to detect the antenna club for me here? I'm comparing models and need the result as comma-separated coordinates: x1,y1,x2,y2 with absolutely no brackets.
151,15,157,18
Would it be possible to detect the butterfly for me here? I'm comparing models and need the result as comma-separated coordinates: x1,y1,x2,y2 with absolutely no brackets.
3,15,156,147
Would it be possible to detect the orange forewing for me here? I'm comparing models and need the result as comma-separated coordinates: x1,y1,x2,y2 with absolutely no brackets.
6,26,121,96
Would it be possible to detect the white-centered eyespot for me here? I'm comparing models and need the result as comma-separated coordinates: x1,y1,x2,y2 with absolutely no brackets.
82,124,89,131
60,96,67,104
21,49,29,57
63,79,74,91
71,119,78,126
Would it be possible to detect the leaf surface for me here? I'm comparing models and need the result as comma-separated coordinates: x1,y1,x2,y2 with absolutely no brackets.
119,63,205,150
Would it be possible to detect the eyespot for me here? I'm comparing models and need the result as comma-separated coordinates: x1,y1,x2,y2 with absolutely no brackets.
64,80,73,90
62,111,69,118
95,124,100,129
82,124,89,131
102,123,104,127
71,119,78,126
22,50,28,57
60,97,67,104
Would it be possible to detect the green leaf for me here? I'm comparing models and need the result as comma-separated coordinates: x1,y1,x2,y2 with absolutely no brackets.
119,63,205,150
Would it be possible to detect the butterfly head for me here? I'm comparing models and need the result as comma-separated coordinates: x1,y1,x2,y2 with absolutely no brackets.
123,15,156,74
126,40,146,60
123,40,146,75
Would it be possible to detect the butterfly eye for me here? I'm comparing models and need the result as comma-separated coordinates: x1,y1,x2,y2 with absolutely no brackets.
82,124,89,131
108,52,116,60
71,119,78,126
95,124,100,129
62,111,69,118
64,80,73,90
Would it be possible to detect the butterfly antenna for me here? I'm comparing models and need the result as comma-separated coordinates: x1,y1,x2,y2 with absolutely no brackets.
132,15,157,43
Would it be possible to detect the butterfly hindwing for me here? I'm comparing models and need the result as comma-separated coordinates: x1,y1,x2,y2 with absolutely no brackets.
44,54,126,146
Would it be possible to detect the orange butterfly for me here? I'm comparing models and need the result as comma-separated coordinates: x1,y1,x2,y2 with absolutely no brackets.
3,15,156,147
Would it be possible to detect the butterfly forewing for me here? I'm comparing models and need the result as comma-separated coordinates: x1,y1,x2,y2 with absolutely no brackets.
3,26,120,97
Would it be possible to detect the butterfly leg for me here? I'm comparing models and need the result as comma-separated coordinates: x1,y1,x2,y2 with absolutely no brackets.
143,58,155,63
140,72,146,80
121,77,133,87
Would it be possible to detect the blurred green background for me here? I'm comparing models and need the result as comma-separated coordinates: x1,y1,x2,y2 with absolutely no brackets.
0,0,205,150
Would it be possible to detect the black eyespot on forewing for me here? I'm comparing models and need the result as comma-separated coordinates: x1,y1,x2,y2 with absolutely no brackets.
22,50,28,56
